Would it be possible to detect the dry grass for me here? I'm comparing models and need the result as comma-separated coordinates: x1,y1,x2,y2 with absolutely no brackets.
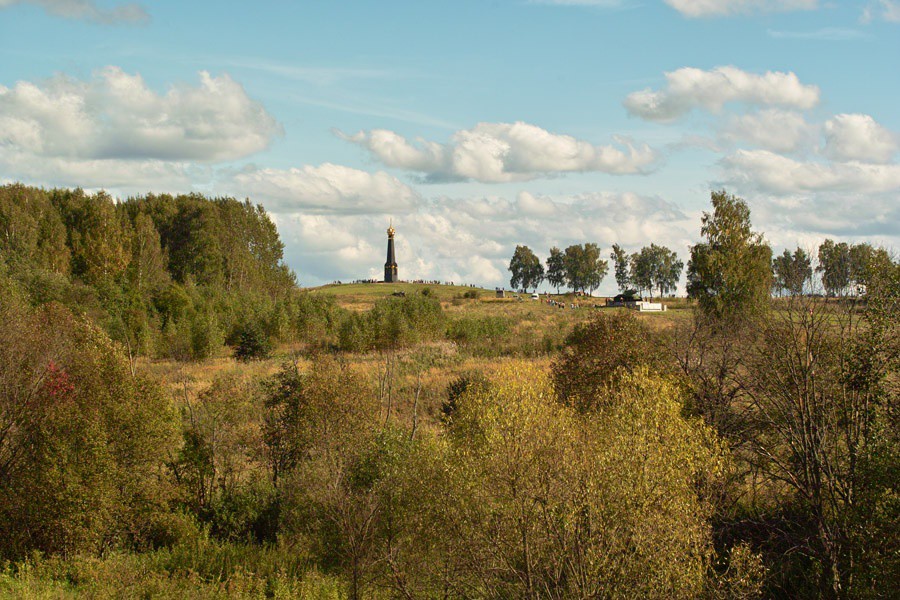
138,286,690,430
138,354,295,401
307,282,492,311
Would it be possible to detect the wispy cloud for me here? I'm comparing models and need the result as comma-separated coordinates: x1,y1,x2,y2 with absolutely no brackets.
223,58,399,86
767,27,870,41
291,95,458,130
0,0,149,24
529,0,628,7
861,0,900,23
665,0,817,18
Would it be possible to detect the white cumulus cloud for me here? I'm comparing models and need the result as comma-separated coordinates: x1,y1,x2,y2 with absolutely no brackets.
665,0,818,18
0,152,196,191
723,149,900,194
720,109,818,153
0,67,281,189
339,121,659,183
228,163,420,215
823,114,897,164
0,67,281,162
0,0,149,24
624,66,820,122
752,192,900,240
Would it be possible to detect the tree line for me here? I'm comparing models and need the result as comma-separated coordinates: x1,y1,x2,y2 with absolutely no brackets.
509,192,887,302
0,184,337,362
509,241,684,299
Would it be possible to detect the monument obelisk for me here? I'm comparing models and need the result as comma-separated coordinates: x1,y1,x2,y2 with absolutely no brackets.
384,221,398,283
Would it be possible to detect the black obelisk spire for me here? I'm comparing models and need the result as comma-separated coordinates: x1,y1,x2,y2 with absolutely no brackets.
384,221,398,283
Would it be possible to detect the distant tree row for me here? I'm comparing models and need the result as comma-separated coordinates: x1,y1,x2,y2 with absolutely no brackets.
760,240,890,300
610,243,683,299
509,242,684,298
509,243,610,295
816,239,890,296
761,240,888,299
508,191,888,303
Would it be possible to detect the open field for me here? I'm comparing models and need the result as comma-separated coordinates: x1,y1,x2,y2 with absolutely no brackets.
309,281,693,314
307,282,491,310
137,283,693,435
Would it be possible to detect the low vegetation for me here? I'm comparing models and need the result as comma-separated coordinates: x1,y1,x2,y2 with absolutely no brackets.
1,185,897,599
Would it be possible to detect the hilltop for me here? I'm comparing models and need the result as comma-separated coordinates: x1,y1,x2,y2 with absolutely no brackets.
308,281,495,309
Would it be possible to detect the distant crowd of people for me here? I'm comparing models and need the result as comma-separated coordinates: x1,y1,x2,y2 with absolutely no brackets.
331,279,378,284
408,279,473,286
332,279,478,287
546,297,581,309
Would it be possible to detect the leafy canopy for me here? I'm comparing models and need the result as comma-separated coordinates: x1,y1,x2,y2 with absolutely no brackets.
687,190,772,320
508,245,544,291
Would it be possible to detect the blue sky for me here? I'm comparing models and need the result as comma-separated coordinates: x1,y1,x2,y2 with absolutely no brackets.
1,0,898,291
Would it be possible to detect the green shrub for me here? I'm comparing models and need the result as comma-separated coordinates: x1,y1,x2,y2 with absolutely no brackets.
338,292,445,352
289,292,341,346
205,480,279,544
232,322,273,361
552,311,669,412
154,282,193,327
0,303,178,560
22,267,102,314
443,371,489,422
190,309,223,360
446,316,510,346
0,541,342,598
337,312,372,353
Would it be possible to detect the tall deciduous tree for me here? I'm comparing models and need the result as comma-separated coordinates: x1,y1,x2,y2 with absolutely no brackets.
508,245,544,292
545,246,566,294
610,243,632,293
629,244,682,300
277,359,381,600
564,243,608,294
649,244,682,299
127,212,169,295
52,189,132,286
742,263,899,597
817,239,851,297
0,184,70,274
630,250,653,298
687,191,772,320
772,247,812,296
847,242,891,292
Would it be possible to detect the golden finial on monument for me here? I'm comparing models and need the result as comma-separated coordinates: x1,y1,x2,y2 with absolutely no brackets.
387,219,395,238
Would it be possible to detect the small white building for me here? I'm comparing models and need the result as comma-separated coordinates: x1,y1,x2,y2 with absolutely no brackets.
630,301,666,312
